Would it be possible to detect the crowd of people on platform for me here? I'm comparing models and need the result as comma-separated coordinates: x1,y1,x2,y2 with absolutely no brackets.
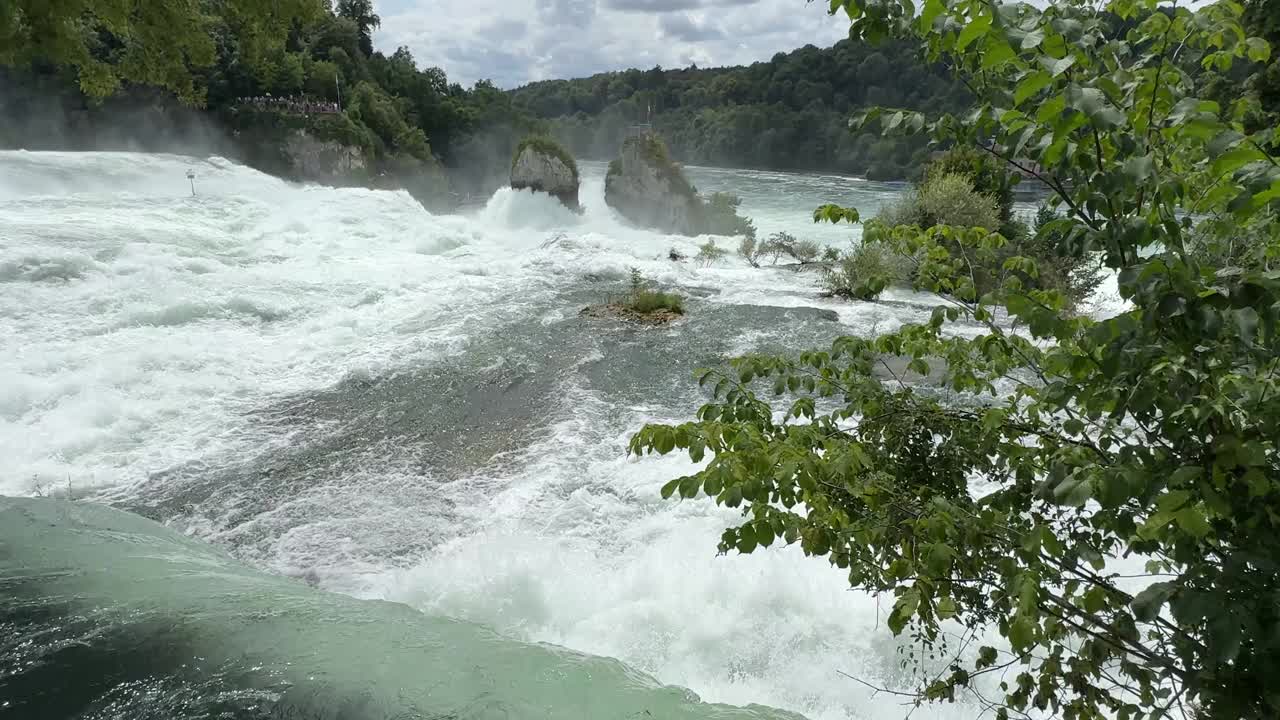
237,95,340,114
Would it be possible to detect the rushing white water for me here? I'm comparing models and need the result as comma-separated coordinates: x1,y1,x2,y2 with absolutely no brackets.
2,150,1016,720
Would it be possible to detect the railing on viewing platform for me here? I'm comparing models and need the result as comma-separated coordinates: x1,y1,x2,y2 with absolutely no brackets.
236,96,342,115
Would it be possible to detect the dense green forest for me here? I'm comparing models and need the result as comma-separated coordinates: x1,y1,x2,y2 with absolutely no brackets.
511,39,971,179
2,0,1275,190
0,0,544,202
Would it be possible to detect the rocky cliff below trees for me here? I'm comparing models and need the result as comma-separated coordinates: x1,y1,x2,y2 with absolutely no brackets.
604,133,704,235
604,132,755,237
510,136,580,211
283,130,368,179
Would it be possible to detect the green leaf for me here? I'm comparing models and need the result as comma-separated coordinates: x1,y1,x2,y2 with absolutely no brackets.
1008,615,1036,650
1211,145,1267,178
1157,488,1192,512
956,13,993,52
1247,37,1271,63
1036,93,1066,122
679,475,702,499
1014,71,1052,105
981,36,1016,69
1122,154,1155,184
755,520,775,547
1083,586,1107,613
926,543,953,575
660,477,681,499
1066,84,1124,127
653,427,676,454
937,596,958,619
736,523,758,553
1039,54,1076,77
1131,582,1175,622
1174,506,1212,538
920,0,945,30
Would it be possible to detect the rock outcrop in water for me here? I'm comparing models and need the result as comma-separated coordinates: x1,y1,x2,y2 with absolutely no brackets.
510,136,580,211
604,133,703,235
604,132,756,238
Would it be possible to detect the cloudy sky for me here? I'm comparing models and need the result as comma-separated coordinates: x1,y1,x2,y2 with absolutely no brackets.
373,0,849,89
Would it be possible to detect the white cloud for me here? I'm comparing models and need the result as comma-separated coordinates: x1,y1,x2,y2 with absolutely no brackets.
373,0,848,88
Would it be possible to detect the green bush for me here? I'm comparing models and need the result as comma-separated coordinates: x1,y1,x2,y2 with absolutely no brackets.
875,191,924,228
873,177,1103,309
922,147,1017,224
738,236,763,267
1187,208,1279,273
822,242,907,301
1017,205,1106,310
700,192,756,238
760,232,796,264
755,231,824,265
917,172,1002,231
792,239,821,263
695,239,729,267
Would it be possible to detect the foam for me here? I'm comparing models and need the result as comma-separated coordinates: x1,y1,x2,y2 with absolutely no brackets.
4,150,1065,720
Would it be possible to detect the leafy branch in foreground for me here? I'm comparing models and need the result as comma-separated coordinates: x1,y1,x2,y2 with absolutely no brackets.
633,0,1280,718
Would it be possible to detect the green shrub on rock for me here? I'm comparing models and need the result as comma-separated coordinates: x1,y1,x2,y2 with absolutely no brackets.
917,173,1002,231
821,242,907,301
701,192,756,238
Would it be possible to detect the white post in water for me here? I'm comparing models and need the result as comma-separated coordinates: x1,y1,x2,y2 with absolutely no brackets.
186,169,196,196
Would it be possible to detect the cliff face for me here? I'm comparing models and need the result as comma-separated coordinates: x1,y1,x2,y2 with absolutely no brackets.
604,133,704,235
283,130,368,180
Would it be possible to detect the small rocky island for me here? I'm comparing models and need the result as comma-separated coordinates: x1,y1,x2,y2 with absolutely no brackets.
510,136,581,211
581,269,685,326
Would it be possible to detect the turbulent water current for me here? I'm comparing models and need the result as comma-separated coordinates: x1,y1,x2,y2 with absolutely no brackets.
0,151,1085,719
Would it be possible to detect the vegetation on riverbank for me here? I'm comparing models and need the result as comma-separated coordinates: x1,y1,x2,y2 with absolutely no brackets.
0,0,544,203
634,2,1280,720
818,148,1104,305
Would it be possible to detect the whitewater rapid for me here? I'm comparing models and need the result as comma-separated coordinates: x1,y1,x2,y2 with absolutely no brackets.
3,150,1004,719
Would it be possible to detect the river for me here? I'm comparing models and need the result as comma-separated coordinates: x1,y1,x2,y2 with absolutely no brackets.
1,151,1051,719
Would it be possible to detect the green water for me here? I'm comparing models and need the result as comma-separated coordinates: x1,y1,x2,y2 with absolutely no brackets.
0,497,803,720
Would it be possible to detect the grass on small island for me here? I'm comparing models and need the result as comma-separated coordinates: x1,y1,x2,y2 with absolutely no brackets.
626,289,685,315
619,267,685,316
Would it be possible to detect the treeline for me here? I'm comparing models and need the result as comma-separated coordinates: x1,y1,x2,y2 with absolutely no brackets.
0,0,542,203
509,40,971,180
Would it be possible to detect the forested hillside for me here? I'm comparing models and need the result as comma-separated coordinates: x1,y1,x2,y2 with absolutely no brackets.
0,0,543,201
510,39,971,180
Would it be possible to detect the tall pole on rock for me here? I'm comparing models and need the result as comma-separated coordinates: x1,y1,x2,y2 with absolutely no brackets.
336,75,342,112
186,169,196,196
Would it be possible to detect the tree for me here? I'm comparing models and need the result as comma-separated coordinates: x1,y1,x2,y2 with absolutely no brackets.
0,0,322,103
510,38,965,179
335,0,381,57
632,1,1280,718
